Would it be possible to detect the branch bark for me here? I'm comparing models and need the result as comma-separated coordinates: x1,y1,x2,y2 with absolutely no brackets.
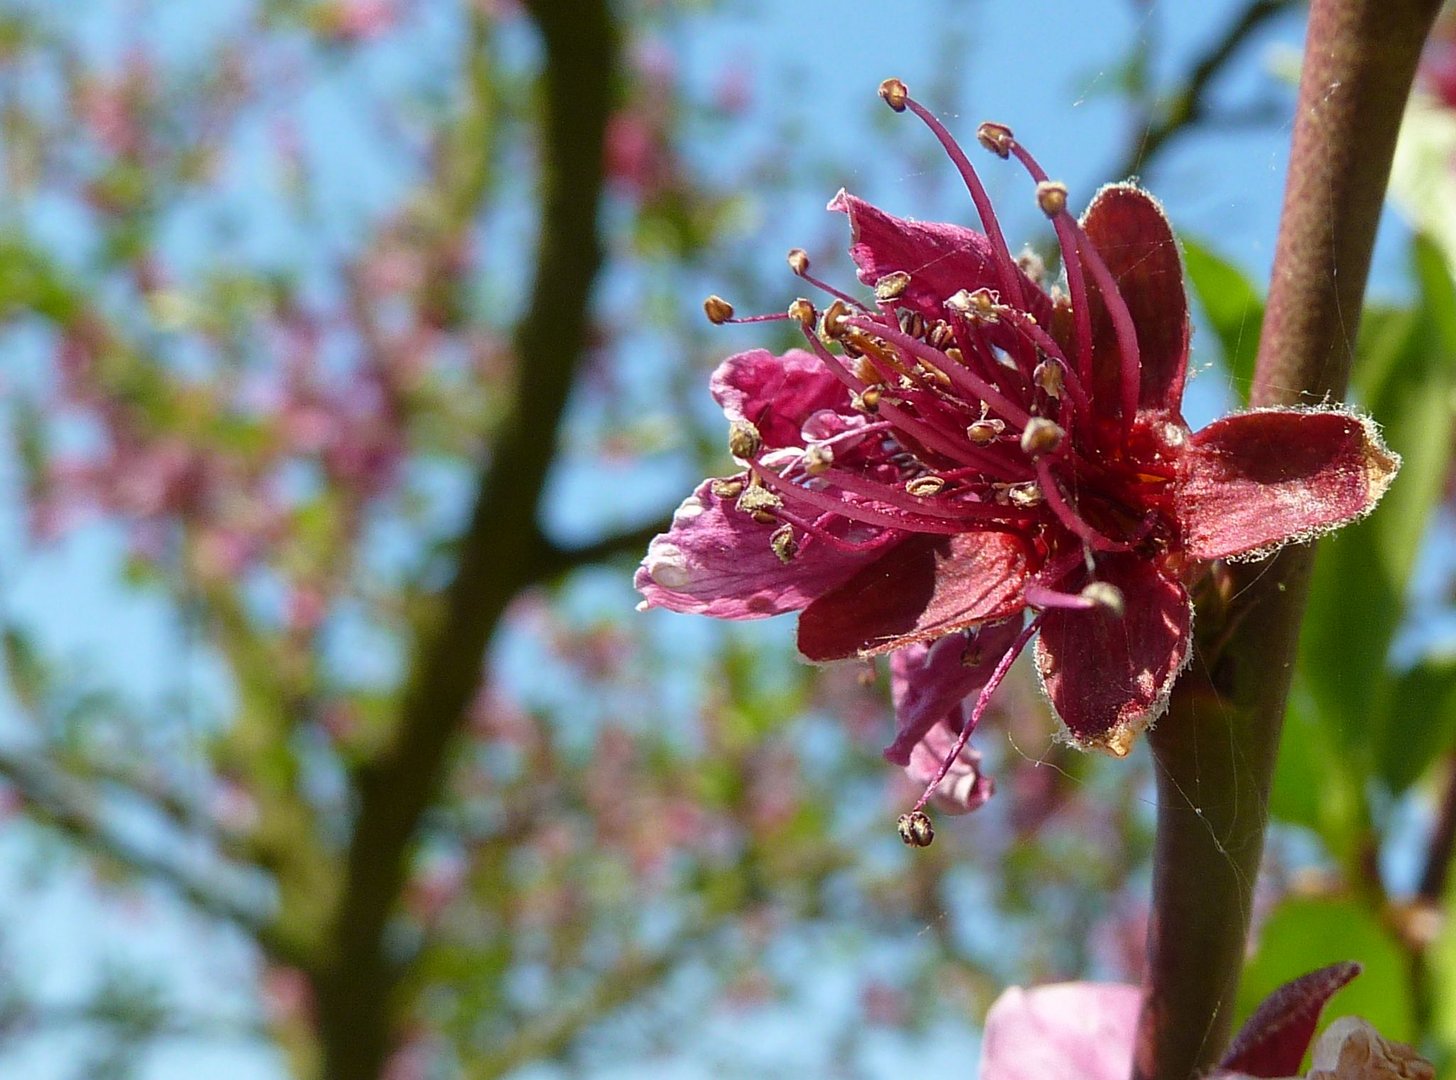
311,3,618,1077
1132,2,1440,1078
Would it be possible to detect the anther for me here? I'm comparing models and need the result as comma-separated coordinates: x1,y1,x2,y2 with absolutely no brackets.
897,810,934,847
853,385,882,413
803,443,834,476
1019,418,1064,456
943,346,966,366
1080,581,1126,617
822,298,852,340
788,298,816,327
966,417,1005,444
736,484,782,523
976,121,1014,159
906,475,946,497
1034,361,1064,400
703,294,734,324
996,481,1043,508
727,418,762,460
928,321,956,350
874,271,912,303
878,77,909,112
787,248,811,276
710,477,745,499
1017,247,1046,285
899,310,928,340
1036,180,1069,218
770,524,799,564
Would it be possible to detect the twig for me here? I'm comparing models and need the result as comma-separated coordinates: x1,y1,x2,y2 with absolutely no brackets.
1132,2,1441,1077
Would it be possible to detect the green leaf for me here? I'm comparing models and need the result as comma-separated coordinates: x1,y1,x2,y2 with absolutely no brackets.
1181,236,1264,404
1377,655,1456,794
1238,897,1414,1048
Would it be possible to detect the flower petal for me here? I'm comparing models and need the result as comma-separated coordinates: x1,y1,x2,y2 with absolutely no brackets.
635,479,889,619
1079,183,1190,418
1034,555,1192,753
828,189,1052,327
903,714,996,814
1219,962,1361,1077
979,982,1143,1080
1176,408,1400,562
709,348,850,449
796,531,1031,661
885,618,1025,765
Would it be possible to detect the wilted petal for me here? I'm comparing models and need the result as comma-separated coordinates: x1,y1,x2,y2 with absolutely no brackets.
1034,555,1191,753
797,531,1031,661
635,479,889,618
1306,1016,1434,1080
1080,183,1190,417
710,347,850,449
885,618,1025,765
1177,409,1400,562
980,982,1142,1080
828,189,1052,328
1220,962,1362,1077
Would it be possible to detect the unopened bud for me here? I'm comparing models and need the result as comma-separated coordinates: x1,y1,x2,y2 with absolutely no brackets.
1019,418,1064,456
803,443,834,476
878,77,909,112
897,810,934,847
703,294,734,324
787,248,810,276
1036,180,1069,218
788,298,816,327
906,475,946,497
977,121,1014,158
967,417,1005,444
1081,581,1125,617
874,271,912,303
1033,361,1064,400
728,418,762,459
770,524,798,564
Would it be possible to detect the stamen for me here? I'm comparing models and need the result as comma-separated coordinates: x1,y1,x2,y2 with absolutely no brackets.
845,316,1031,429
892,85,1036,327
769,524,799,564
703,295,734,324
819,467,1029,523
771,506,901,555
1034,458,1133,552
993,136,1095,391
1023,582,1099,611
787,248,866,310
750,458,969,535
910,617,1042,814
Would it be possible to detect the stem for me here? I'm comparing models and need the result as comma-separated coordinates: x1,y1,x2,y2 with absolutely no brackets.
1132,2,1439,1078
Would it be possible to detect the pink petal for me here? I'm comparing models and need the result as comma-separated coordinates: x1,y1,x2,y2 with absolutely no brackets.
709,348,850,449
1079,184,1190,417
796,531,1031,661
1034,555,1192,754
1220,962,1361,1077
1176,409,1400,562
635,478,889,619
885,618,1024,765
828,190,1052,328
902,717,995,813
979,982,1143,1080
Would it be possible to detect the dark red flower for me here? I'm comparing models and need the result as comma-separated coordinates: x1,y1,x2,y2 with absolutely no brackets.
636,79,1399,820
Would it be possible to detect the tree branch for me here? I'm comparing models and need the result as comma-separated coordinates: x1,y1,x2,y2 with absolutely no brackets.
1114,0,1299,181
0,744,294,961
531,515,672,582
1132,2,1441,1077
312,3,619,1077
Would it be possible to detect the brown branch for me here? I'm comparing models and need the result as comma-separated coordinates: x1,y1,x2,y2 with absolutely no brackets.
0,744,296,962
1115,0,1299,180
1132,2,1440,1078
311,3,619,1078
1416,753,1456,905
531,515,672,582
